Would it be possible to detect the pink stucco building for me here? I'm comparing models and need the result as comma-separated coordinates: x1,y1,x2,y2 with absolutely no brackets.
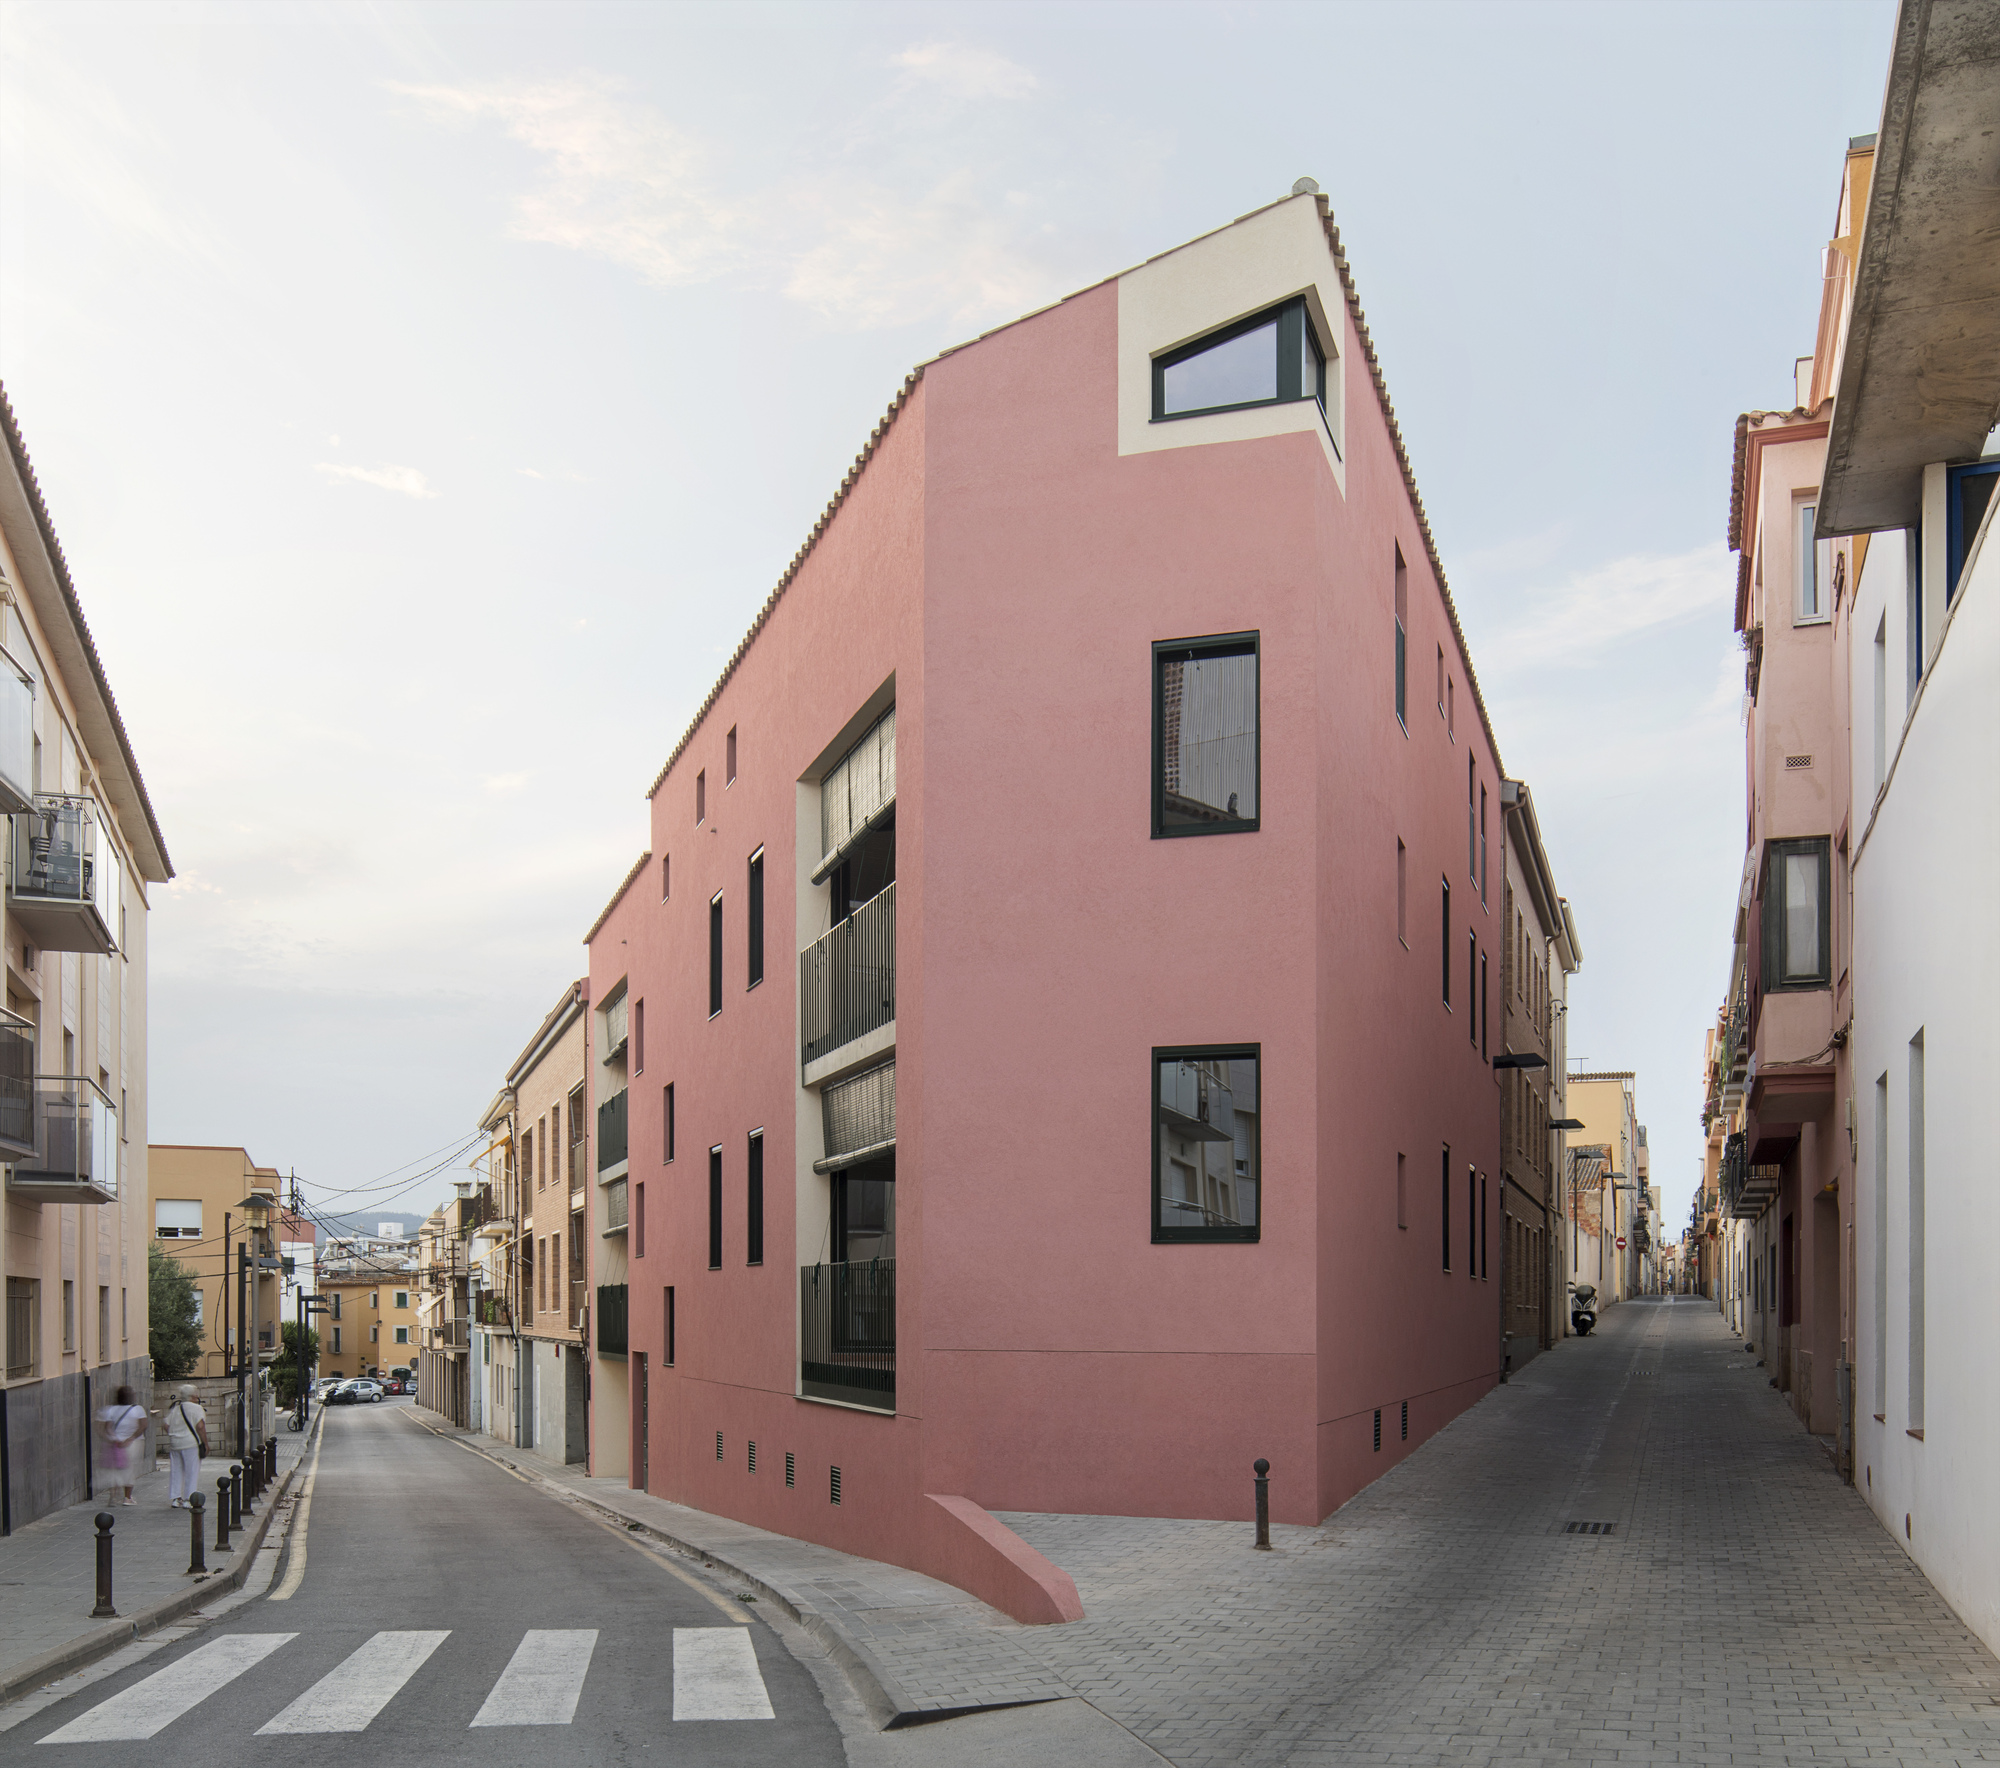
586,188,1518,1621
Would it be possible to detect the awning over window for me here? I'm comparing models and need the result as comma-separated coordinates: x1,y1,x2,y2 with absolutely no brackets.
815,1060,894,1174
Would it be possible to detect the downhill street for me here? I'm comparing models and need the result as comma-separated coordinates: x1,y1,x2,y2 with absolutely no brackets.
1,1401,844,1766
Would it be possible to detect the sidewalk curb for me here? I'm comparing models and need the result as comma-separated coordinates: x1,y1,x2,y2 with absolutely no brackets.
400,1409,931,1728
0,1419,318,1709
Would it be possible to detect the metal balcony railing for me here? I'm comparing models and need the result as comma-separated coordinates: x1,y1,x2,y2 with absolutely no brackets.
597,1089,627,1171
476,1293,514,1330
4,1076,118,1205
8,794,120,956
800,1259,895,1411
800,882,895,1069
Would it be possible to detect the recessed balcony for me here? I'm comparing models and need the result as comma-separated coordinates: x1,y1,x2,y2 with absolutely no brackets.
800,881,895,1075
9,795,120,956
597,1088,627,1171
800,1257,894,1411
4,1076,119,1205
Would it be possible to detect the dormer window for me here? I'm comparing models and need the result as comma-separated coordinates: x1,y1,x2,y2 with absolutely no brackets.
1153,298,1324,422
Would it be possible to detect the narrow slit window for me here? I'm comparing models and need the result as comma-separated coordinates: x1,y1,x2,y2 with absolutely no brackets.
708,1146,723,1270
747,849,765,989
1393,544,1408,730
696,770,706,826
665,1285,675,1366
726,726,738,784
1396,840,1407,945
664,1083,675,1163
1441,1146,1452,1271
709,893,723,1016
747,1132,764,1267
1442,880,1452,1006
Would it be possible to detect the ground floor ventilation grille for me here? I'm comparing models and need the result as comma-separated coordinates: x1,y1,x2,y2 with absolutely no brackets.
1564,1520,1618,1536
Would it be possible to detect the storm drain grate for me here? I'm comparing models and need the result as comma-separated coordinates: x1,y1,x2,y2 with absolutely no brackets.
1564,1520,1618,1536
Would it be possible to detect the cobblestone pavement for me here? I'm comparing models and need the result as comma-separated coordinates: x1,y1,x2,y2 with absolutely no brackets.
0,1415,311,1684
999,1298,2000,1767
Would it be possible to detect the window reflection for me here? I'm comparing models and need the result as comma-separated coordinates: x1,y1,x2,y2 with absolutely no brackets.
1160,321,1278,416
1156,1053,1259,1238
1157,643,1257,831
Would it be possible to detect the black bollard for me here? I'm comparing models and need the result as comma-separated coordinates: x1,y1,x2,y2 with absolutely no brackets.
91,1512,118,1617
216,1476,233,1552
245,1452,259,1508
266,1439,277,1482
228,1464,243,1530
188,1493,207,1575
1253,1458,1272,1551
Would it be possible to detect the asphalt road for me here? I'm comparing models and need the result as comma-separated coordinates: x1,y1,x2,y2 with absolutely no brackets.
3,1399,847,1766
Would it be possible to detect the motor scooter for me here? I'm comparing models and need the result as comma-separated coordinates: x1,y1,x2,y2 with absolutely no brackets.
1570,1283,1598,1337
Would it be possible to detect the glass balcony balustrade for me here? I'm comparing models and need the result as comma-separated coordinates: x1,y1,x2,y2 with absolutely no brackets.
0,651,33,817
9,794,120,955
4,1076,118,1205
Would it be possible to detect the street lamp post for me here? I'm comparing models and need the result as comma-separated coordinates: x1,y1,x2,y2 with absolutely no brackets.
235,1194,273,1460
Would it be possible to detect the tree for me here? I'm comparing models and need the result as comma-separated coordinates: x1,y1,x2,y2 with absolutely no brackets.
274,1321,320,1406
148,1241,202,1380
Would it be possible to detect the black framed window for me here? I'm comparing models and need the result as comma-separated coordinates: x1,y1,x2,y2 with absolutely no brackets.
747,1132,764,1266
708,1146,723,1269
1762,837,1831,989
747,850,765,989
1153,298,1324,422
709,893,723,1017
663,1083,675,1163
1153,1046,1259,1243
1441,880,1451,1006
664,1286,675,1365
1393,544,1408,731
1440,1145,1451,1271
1153,634,1258,837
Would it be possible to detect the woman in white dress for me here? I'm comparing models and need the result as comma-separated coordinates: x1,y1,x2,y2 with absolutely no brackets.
96,1384,147,1506
163,1384,207,1508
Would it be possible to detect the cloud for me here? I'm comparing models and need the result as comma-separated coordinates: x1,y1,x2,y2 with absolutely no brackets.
889,42,1039,102
387,77,1064,331
387,79,750,288
1473,543,1733,679
518,466,586,482
316,462,440,499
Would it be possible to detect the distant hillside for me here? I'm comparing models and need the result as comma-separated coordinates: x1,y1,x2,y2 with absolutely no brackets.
311,1210,429,1245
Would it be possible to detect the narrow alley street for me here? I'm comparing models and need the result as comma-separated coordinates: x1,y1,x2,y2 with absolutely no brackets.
992,1298,2000,1766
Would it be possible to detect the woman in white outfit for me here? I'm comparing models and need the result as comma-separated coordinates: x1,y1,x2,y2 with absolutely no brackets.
96,1385,148,1505
164,1385,206,1507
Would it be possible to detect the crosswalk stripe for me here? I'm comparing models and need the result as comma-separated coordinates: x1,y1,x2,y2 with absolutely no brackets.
39,1634,297,1744
671,1628,774,1721
254,1630,450,1734
468,1629,598,1727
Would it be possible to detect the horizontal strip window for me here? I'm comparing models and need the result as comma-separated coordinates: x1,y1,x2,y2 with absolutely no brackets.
1153,298,1324,424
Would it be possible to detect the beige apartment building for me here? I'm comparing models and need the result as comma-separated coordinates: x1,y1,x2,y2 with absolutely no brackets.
0,389,172,1533
317,1276,419,1383
466,980,589,1465
1495,779,1579,1373
1567,1073,1646,1308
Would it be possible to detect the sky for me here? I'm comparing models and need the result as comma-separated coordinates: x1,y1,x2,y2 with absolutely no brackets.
0,0,1896,1233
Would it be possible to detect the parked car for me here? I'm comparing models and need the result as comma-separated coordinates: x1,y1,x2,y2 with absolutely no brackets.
329,1379,385,1405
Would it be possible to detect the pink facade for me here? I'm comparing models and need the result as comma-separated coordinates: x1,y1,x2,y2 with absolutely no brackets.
587,193,1513,1619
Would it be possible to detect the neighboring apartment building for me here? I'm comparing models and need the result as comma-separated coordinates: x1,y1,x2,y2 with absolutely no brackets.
147,1146,309,1451
1495,778,1579,1375
1817,0,2000,1657
415,1195,474,1426
1566,1074,1643,1308
466,981,589,1464
585,184,1554,1620
1712,137,1875,1460
0,389,171,1532
316,1274,419,1383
